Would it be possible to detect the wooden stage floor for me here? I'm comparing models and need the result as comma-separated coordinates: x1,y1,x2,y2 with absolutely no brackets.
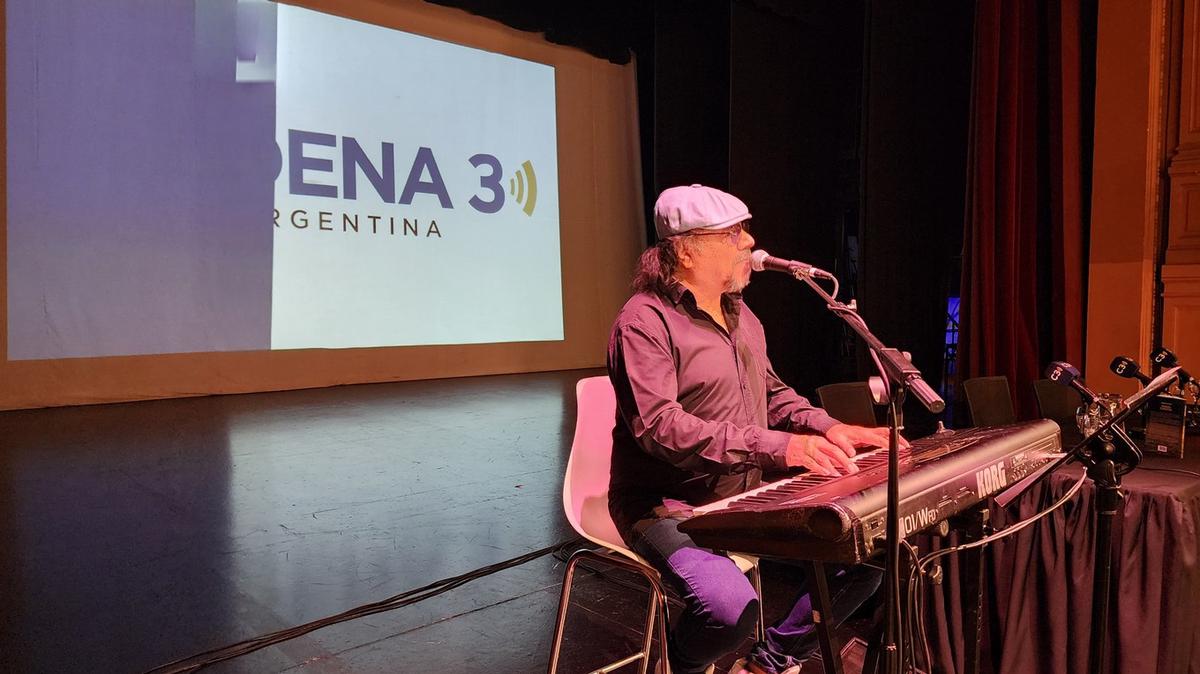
0,369,846,674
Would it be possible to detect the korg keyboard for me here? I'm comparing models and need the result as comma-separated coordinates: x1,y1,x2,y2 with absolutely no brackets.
678,420,1061,563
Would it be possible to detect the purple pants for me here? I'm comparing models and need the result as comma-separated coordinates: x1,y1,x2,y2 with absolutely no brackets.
632,518,882,674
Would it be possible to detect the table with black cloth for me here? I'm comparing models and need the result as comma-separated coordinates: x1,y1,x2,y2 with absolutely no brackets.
925,437,1200,674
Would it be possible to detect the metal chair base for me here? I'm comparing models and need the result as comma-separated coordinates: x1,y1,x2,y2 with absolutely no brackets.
546,547,765,674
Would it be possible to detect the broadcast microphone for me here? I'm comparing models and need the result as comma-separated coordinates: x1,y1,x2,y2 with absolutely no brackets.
1109,356,1152,386
750,250,835,280
1047,361,1130,446
1046,361,1102,403
1150,347,1196,385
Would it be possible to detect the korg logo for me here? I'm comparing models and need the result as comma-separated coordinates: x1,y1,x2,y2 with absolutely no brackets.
509,160,538,216
975,461,1008,495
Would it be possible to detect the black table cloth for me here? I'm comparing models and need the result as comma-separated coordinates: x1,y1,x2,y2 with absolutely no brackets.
926,442,1200,674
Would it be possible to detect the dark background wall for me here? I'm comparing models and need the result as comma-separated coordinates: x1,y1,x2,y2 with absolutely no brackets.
856,1,975,431
650,3,732,192
648,1,973,432
729,2,867,397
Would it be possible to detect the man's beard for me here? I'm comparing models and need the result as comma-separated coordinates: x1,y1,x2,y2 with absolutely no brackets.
726,272,751,293
726,257,752,293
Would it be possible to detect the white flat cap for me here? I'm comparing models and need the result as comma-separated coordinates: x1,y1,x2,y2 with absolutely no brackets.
653,184,752,239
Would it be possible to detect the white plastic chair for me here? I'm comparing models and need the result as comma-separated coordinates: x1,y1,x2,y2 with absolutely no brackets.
546,376,764,674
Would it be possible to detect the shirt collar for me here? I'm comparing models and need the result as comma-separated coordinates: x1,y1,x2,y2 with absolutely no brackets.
663,278,743,315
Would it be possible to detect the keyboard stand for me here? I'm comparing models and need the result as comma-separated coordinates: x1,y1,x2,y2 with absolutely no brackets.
957,507,987,674
829,504,990,674
810,561,846,674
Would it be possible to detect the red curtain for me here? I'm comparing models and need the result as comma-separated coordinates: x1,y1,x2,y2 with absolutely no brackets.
959,0,1090,419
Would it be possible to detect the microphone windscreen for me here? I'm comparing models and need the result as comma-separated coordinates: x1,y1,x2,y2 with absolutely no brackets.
750,249,771,272
1045,360,1081,387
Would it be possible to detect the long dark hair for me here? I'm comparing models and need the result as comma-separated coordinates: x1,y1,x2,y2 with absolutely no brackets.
632,238,693,293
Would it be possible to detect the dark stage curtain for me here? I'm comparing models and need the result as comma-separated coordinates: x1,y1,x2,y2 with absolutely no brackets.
421,1,646,65
958,0,1094,419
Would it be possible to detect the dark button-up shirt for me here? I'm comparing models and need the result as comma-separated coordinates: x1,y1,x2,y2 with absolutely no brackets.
606,280,839,540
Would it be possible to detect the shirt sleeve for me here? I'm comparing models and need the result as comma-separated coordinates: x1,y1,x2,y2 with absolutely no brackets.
763,359,841,436
735,301,841,435
609,318,795,474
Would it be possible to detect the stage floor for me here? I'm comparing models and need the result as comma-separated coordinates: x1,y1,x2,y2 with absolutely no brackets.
0,369,838,674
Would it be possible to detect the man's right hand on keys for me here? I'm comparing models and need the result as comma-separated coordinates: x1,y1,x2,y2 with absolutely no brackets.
785,434,858,476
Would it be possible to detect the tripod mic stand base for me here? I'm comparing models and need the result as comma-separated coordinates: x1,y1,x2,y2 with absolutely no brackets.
1087,459,1124,674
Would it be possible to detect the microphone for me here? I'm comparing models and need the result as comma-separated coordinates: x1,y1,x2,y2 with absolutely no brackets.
1109,356,1152,386
750,250,835,280
1046,361,1102,403
1150,347,1196,385
1047,361,1127,444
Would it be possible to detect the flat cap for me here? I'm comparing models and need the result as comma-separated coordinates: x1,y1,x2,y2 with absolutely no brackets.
653,184,751,239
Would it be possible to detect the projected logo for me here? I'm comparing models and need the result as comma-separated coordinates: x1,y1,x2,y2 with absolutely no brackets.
508,161,538,216
279,130,545,218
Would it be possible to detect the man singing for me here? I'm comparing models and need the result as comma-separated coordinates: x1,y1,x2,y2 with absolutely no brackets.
607,184,897,674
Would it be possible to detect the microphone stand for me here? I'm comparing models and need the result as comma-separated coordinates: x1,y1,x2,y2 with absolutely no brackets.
992,366,1179,674
790,268,945,674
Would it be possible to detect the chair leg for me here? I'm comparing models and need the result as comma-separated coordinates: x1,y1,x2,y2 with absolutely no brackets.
652,580,671,674
635,584,657,674
547,553,586,674
750,563,766,643
546,548,675,674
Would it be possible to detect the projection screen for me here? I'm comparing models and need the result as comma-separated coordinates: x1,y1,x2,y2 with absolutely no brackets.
1,0,645,408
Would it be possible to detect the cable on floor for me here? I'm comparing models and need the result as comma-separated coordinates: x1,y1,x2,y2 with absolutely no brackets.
144,537,582,674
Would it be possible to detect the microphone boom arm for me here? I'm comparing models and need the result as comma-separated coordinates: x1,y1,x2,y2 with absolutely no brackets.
781,263,943,674
795,273,945,414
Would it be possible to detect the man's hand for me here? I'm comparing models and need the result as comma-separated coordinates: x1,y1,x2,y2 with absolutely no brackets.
785,434,858,476
824,423,910,457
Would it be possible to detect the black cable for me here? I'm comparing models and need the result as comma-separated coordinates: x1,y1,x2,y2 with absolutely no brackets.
144,538,581,674
1138,466,1200,478
900,540,922,670
904,540,934,674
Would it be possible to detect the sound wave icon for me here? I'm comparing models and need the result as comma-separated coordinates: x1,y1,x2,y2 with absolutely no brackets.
508,161,538,216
